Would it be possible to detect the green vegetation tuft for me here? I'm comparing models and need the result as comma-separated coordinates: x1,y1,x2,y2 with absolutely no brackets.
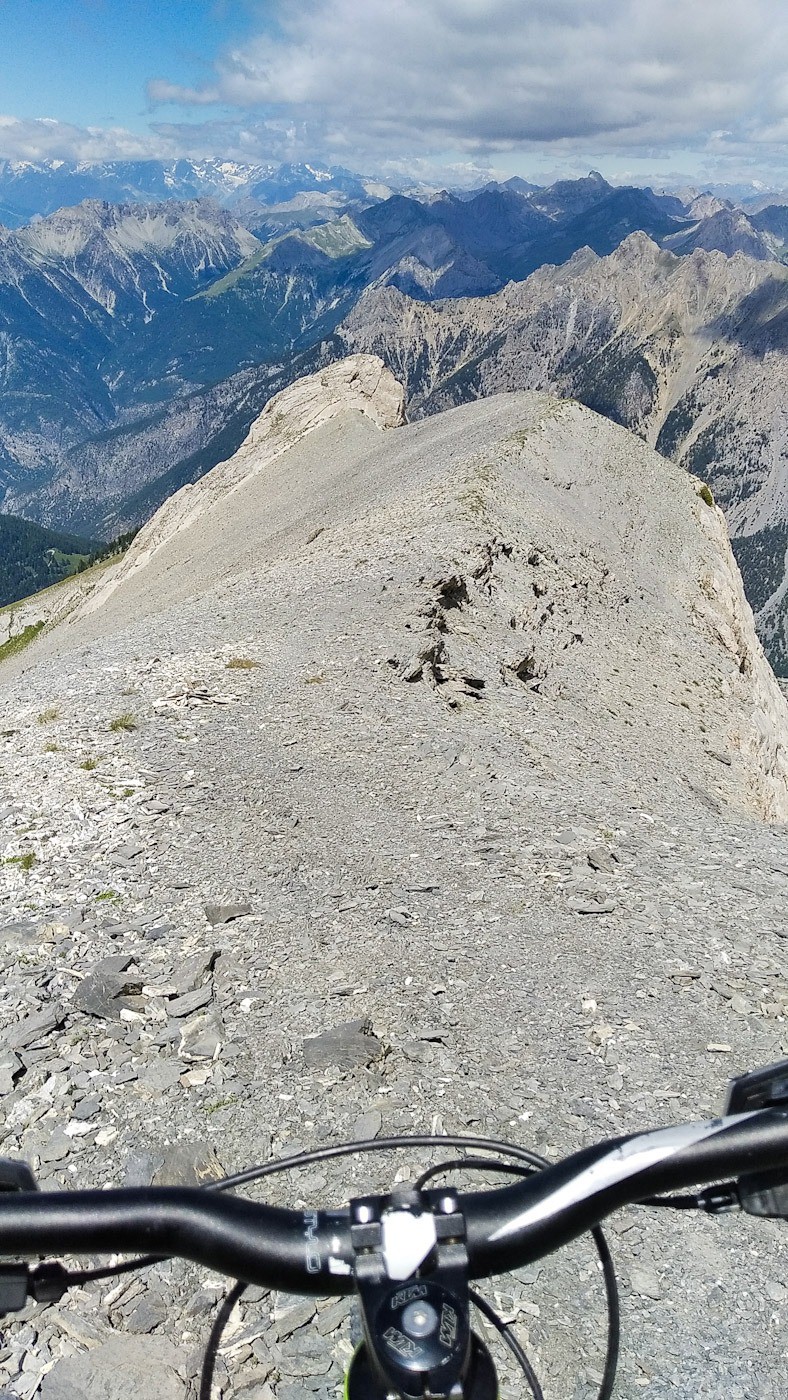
225,656,259,670
0,621,45,663
197,245,269,299
697,483,715,508
95,890,120,902
300,216,373,259
37,707,59,724
79,757,99,771
206,1095,239,1115
5,853,36,872
109,713,137,732
43,741,60,753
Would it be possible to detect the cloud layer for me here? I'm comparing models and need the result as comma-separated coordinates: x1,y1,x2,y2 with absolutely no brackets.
3,1,788,184
147,0,788,169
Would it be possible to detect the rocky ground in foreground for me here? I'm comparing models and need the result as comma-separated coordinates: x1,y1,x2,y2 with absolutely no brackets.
0,368,787,1400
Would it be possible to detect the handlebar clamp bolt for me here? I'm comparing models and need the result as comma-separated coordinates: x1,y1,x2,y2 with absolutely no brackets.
401,1300,439,1339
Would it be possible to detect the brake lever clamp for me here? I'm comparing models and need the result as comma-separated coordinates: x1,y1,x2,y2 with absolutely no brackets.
0,1160,41,1319
347,1186,496,1400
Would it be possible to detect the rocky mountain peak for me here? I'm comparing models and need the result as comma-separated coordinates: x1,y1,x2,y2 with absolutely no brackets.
669,207,772,261
18,197,260,262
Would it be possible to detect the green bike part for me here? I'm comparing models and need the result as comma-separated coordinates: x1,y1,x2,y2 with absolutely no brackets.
344,1340,499,1399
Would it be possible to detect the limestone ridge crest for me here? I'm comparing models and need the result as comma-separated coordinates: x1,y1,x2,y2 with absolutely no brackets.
77,355,405,615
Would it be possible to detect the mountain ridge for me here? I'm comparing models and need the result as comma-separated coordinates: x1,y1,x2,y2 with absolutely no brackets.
331,233,788,669
2,359,788,1396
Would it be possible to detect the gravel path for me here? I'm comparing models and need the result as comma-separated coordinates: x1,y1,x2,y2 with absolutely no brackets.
0,378,786,1400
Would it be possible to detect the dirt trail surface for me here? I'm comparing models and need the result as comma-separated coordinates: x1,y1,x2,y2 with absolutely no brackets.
1,357,787,1399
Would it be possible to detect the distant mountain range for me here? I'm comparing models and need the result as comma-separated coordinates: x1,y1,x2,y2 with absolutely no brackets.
0,158,384,229
2,164,788,668
0,199,261,519
6,171,705,534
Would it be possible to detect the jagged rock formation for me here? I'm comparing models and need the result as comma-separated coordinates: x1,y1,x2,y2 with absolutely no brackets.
664,207,774,260
332,233,788,670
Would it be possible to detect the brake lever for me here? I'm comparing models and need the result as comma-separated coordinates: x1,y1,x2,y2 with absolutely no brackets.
736,1168,788,1221
0,1261,70,1319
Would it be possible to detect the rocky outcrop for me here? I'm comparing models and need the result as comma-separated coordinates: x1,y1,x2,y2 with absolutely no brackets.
333,234,788,670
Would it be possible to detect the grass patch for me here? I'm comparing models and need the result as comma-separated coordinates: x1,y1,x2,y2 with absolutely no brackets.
225,657,259,670
5,853,36,871
79,757,99,771
37,707,59,724
697,483,715,507
109,713,137,732
95,890,120,902
206,1095,239,1115
43,741,60,753
0,621,45,663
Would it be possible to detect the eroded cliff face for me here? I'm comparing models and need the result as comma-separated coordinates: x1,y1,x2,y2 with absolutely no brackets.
689,495,788,821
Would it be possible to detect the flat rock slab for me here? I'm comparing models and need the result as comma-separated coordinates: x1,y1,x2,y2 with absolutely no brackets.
150,1143,225,1187
303,1019,383,1069
5,1004,64,1051
178,1009,223,1061
71,955,140,1019
166,984,213,1018
40,1336,185,1400
204,902,252,925
587,846,615,872
568,897,617,915
0,920,38,949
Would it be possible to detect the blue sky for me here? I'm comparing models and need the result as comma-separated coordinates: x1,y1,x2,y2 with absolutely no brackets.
2,0,788,190
0,1,253,129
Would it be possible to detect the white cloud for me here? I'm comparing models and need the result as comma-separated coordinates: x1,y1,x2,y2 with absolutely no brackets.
0,114,302,167
146,0,788,172
0,116,162,163
146,79,221,107
4,1,788,184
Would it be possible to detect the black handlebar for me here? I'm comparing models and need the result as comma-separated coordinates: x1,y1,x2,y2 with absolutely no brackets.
462,1107,788,1276
0,1108,784,1294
